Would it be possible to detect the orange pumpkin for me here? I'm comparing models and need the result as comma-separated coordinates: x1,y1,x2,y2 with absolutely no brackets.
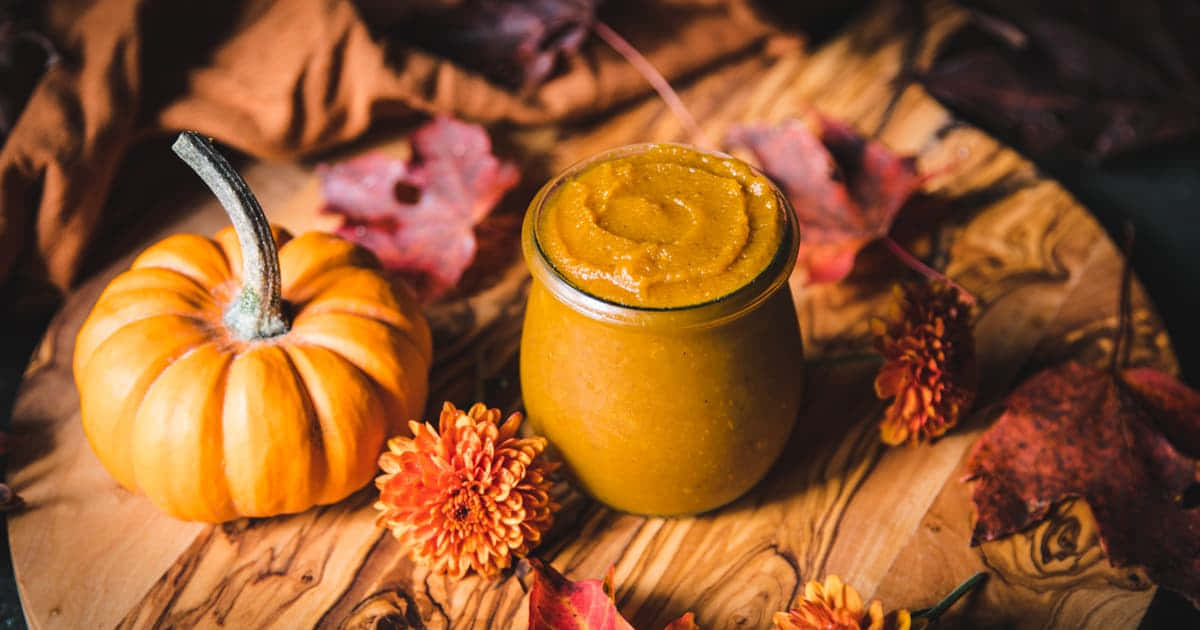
73,132,432,522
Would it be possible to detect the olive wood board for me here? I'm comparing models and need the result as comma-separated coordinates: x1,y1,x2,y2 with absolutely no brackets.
7,1,1181,628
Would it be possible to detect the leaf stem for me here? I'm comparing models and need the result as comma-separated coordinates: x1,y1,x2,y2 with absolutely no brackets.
593,21,714,148
912,572,987,623
172,132,288,340
882,236,976,305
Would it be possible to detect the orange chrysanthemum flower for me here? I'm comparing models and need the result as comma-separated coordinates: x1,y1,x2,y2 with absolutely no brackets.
873,281,977,445
374,402,559,579
773,575,911,630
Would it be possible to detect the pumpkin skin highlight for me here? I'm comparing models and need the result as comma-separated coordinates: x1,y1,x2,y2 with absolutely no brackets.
73,134,431,523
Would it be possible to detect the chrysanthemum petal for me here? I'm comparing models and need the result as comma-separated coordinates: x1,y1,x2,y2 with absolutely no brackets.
374,401,558,579
873,281,977,445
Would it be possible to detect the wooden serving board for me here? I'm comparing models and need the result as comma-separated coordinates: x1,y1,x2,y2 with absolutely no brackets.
8,1,1182,628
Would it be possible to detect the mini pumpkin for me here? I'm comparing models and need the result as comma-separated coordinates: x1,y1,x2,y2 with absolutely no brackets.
73,132,432,522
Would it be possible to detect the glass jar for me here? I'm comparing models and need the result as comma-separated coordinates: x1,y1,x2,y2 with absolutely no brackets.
519,144,803,515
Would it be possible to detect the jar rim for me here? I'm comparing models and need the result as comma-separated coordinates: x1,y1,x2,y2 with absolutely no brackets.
522,142,799,329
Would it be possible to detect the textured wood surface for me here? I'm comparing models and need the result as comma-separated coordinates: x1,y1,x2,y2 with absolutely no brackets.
8,1,1181,628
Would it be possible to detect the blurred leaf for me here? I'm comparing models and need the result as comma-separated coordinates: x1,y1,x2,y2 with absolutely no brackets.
918,0,1200,162
357,0,598,91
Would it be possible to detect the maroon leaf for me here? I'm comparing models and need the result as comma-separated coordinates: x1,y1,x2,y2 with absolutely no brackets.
355,0,597,91
319,115,520,302
726,116,922,284
917,1,1200,161
1124,367,1200,457
965,361,1200,605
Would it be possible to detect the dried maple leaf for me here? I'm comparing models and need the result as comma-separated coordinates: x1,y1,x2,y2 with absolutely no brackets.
319,115,520,302
528,559,699,630
966,354,1200,604
726,116,922,284
355,0,597,91
917,0,1200,162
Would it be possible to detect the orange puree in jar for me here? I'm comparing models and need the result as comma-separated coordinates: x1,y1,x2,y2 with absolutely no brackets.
536,144,784,307
520,143,803,515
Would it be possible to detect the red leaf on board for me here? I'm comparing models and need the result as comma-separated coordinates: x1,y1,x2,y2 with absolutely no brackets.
528,559,700,630
726,117,922,284
965,361,1200,605
319,115,520,302
663,612,700,630
529,559,634,630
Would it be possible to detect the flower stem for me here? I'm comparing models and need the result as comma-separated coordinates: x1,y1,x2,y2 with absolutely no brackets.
882,236,976,305
172,131,288,340
912,572,987,623
593,21,714,148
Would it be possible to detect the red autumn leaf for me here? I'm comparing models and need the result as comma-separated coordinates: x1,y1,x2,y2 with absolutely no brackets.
319,115,520,302
662,612,700,630
726,116,922,284
965,361,1200,605
529,559,634,630
528,559,700,630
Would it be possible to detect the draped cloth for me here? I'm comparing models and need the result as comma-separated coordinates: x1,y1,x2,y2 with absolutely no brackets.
0,0,775,298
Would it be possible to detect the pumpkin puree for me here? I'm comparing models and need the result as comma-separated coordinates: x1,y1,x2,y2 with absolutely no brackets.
535,143,783,307
521,144,802,515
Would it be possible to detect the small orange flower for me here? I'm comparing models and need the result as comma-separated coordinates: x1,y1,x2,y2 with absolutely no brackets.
773,575,911,630
873,281,977,445
374,402,559,579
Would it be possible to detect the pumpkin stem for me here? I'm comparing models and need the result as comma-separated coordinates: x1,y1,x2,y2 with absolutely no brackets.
172,132,288,340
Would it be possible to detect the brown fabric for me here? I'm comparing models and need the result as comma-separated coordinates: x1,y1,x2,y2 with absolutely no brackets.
0,0,775,295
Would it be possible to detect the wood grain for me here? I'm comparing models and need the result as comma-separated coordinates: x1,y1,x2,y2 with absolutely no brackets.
8,1,1180,628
